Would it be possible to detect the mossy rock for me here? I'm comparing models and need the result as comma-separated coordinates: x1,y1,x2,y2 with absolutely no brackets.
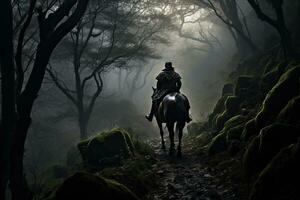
209,94,231,127
243,123,300,179
225,96,240,112
208,132,227,155
235,76,261,109
241,118,260,141
243,136,260,179
226,125,244,141
222,83,234,96
255,65,300,129
215,96,240,131
234,76,256,96
260,68,280,95
187,122,207,135
250,138,300,200
56,172,139,200
223,115,246,132
277,95,300,126
78,128,134,168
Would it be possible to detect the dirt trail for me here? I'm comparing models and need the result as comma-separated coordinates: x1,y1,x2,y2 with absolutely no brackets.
146,137,238,200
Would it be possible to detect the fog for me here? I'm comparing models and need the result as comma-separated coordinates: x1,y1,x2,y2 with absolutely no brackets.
22,1,266,172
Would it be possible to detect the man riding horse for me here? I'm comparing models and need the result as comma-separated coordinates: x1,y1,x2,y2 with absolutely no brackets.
145,62,192,123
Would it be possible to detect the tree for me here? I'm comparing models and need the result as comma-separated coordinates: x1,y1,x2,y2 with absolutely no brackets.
0,0,89,199
200,0,258,56
0,0,17,199
47,0,171,139
247,0,296,58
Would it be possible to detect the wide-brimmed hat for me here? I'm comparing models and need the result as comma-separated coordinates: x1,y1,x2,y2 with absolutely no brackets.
163,62,174,71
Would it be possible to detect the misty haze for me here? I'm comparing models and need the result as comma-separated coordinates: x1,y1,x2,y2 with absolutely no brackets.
1,0,300,200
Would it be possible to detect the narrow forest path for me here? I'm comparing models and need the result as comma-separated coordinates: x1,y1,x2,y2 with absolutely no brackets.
146,137,239,200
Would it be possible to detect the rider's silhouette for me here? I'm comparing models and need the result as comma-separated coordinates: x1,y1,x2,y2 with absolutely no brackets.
145,62,192,122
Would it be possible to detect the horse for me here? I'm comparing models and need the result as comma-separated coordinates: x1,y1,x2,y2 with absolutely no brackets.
152,88,190,157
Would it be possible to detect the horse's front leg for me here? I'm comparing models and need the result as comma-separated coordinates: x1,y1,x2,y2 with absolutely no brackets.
156,118,165,149
176,121,185,158
167,122,175,156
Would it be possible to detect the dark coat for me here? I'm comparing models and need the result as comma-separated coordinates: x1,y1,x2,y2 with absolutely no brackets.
152,69,181,100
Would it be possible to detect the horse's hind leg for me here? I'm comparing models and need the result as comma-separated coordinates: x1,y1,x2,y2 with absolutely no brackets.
157,119,165,149
167,122,175,156
176,121,185,158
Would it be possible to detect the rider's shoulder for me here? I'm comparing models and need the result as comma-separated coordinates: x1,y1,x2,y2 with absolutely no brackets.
156,71,167,80
172,71,181,80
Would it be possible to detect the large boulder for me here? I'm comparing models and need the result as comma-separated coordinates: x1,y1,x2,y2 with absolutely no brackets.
250,138,300,200
241,118,260,141
222,83,234,96
277,95,300,127
56,172,139,200
234,76,256,97
208,94,231,127
215,96,240,131
226,125,244,141
78,128,134,168
222,115,247,133
260,61,286,95
243,123,300,178
256,66,300,129
208,132,227,155
234,76,261,109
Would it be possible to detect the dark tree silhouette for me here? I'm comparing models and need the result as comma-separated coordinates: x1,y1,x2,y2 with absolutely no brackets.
247,0,295,58
47,0,170,139
0,0,89,199
0,0,17,199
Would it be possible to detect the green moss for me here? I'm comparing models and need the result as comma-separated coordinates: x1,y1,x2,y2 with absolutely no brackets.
208,132,227,155
276,95,300,126
215,96,240,131
223,115,246,132
56,172,139,200
241,118,259,141
226,125,244,141
243,123,300,179
243,136,260,179
255,65,300,128
209,94,231,127
77,128,134,169
250,138,300,200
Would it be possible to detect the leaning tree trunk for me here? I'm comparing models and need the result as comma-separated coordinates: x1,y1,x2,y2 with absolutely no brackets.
8,0,90,198
0,0,17,199
10,44,52,200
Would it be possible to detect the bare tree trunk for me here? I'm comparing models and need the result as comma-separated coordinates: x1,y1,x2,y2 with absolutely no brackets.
9,0,90,198
10,44,52,200
0,0,16,199
220,0,254,56
78,114,88,140
247,0,296,59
